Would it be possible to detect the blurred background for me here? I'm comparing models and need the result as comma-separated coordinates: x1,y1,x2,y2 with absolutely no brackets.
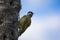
18,0,60,40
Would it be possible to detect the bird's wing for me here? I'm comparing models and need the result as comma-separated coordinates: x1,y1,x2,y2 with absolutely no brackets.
19,16,31,34
20,16,31,30
20,15,27,26
24,18,31,29
18,15,27,35
18,15,27,29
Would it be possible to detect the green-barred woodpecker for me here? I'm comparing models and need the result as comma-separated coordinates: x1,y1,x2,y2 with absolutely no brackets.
18,11,33,36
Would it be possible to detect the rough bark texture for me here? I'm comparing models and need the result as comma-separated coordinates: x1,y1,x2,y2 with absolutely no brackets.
0,0,21,40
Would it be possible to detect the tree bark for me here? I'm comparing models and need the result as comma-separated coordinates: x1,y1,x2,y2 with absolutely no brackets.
0,0,21,40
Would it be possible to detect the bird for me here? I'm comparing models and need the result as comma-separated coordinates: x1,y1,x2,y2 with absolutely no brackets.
18,11,33,36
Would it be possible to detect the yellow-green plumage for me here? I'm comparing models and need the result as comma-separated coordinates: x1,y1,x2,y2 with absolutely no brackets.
19,11,33,36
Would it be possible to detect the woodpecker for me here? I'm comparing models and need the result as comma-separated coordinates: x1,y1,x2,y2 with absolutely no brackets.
18,11,33,36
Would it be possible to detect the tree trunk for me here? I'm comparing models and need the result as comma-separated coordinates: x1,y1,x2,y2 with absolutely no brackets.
0,0,21,40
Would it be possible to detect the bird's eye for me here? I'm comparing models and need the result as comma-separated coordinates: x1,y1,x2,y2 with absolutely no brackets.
28,13,31,14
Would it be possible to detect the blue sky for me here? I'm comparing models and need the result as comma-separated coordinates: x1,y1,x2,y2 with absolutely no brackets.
18,0,60,40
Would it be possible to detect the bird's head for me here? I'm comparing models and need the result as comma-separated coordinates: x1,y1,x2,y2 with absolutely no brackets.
27,11,33,17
